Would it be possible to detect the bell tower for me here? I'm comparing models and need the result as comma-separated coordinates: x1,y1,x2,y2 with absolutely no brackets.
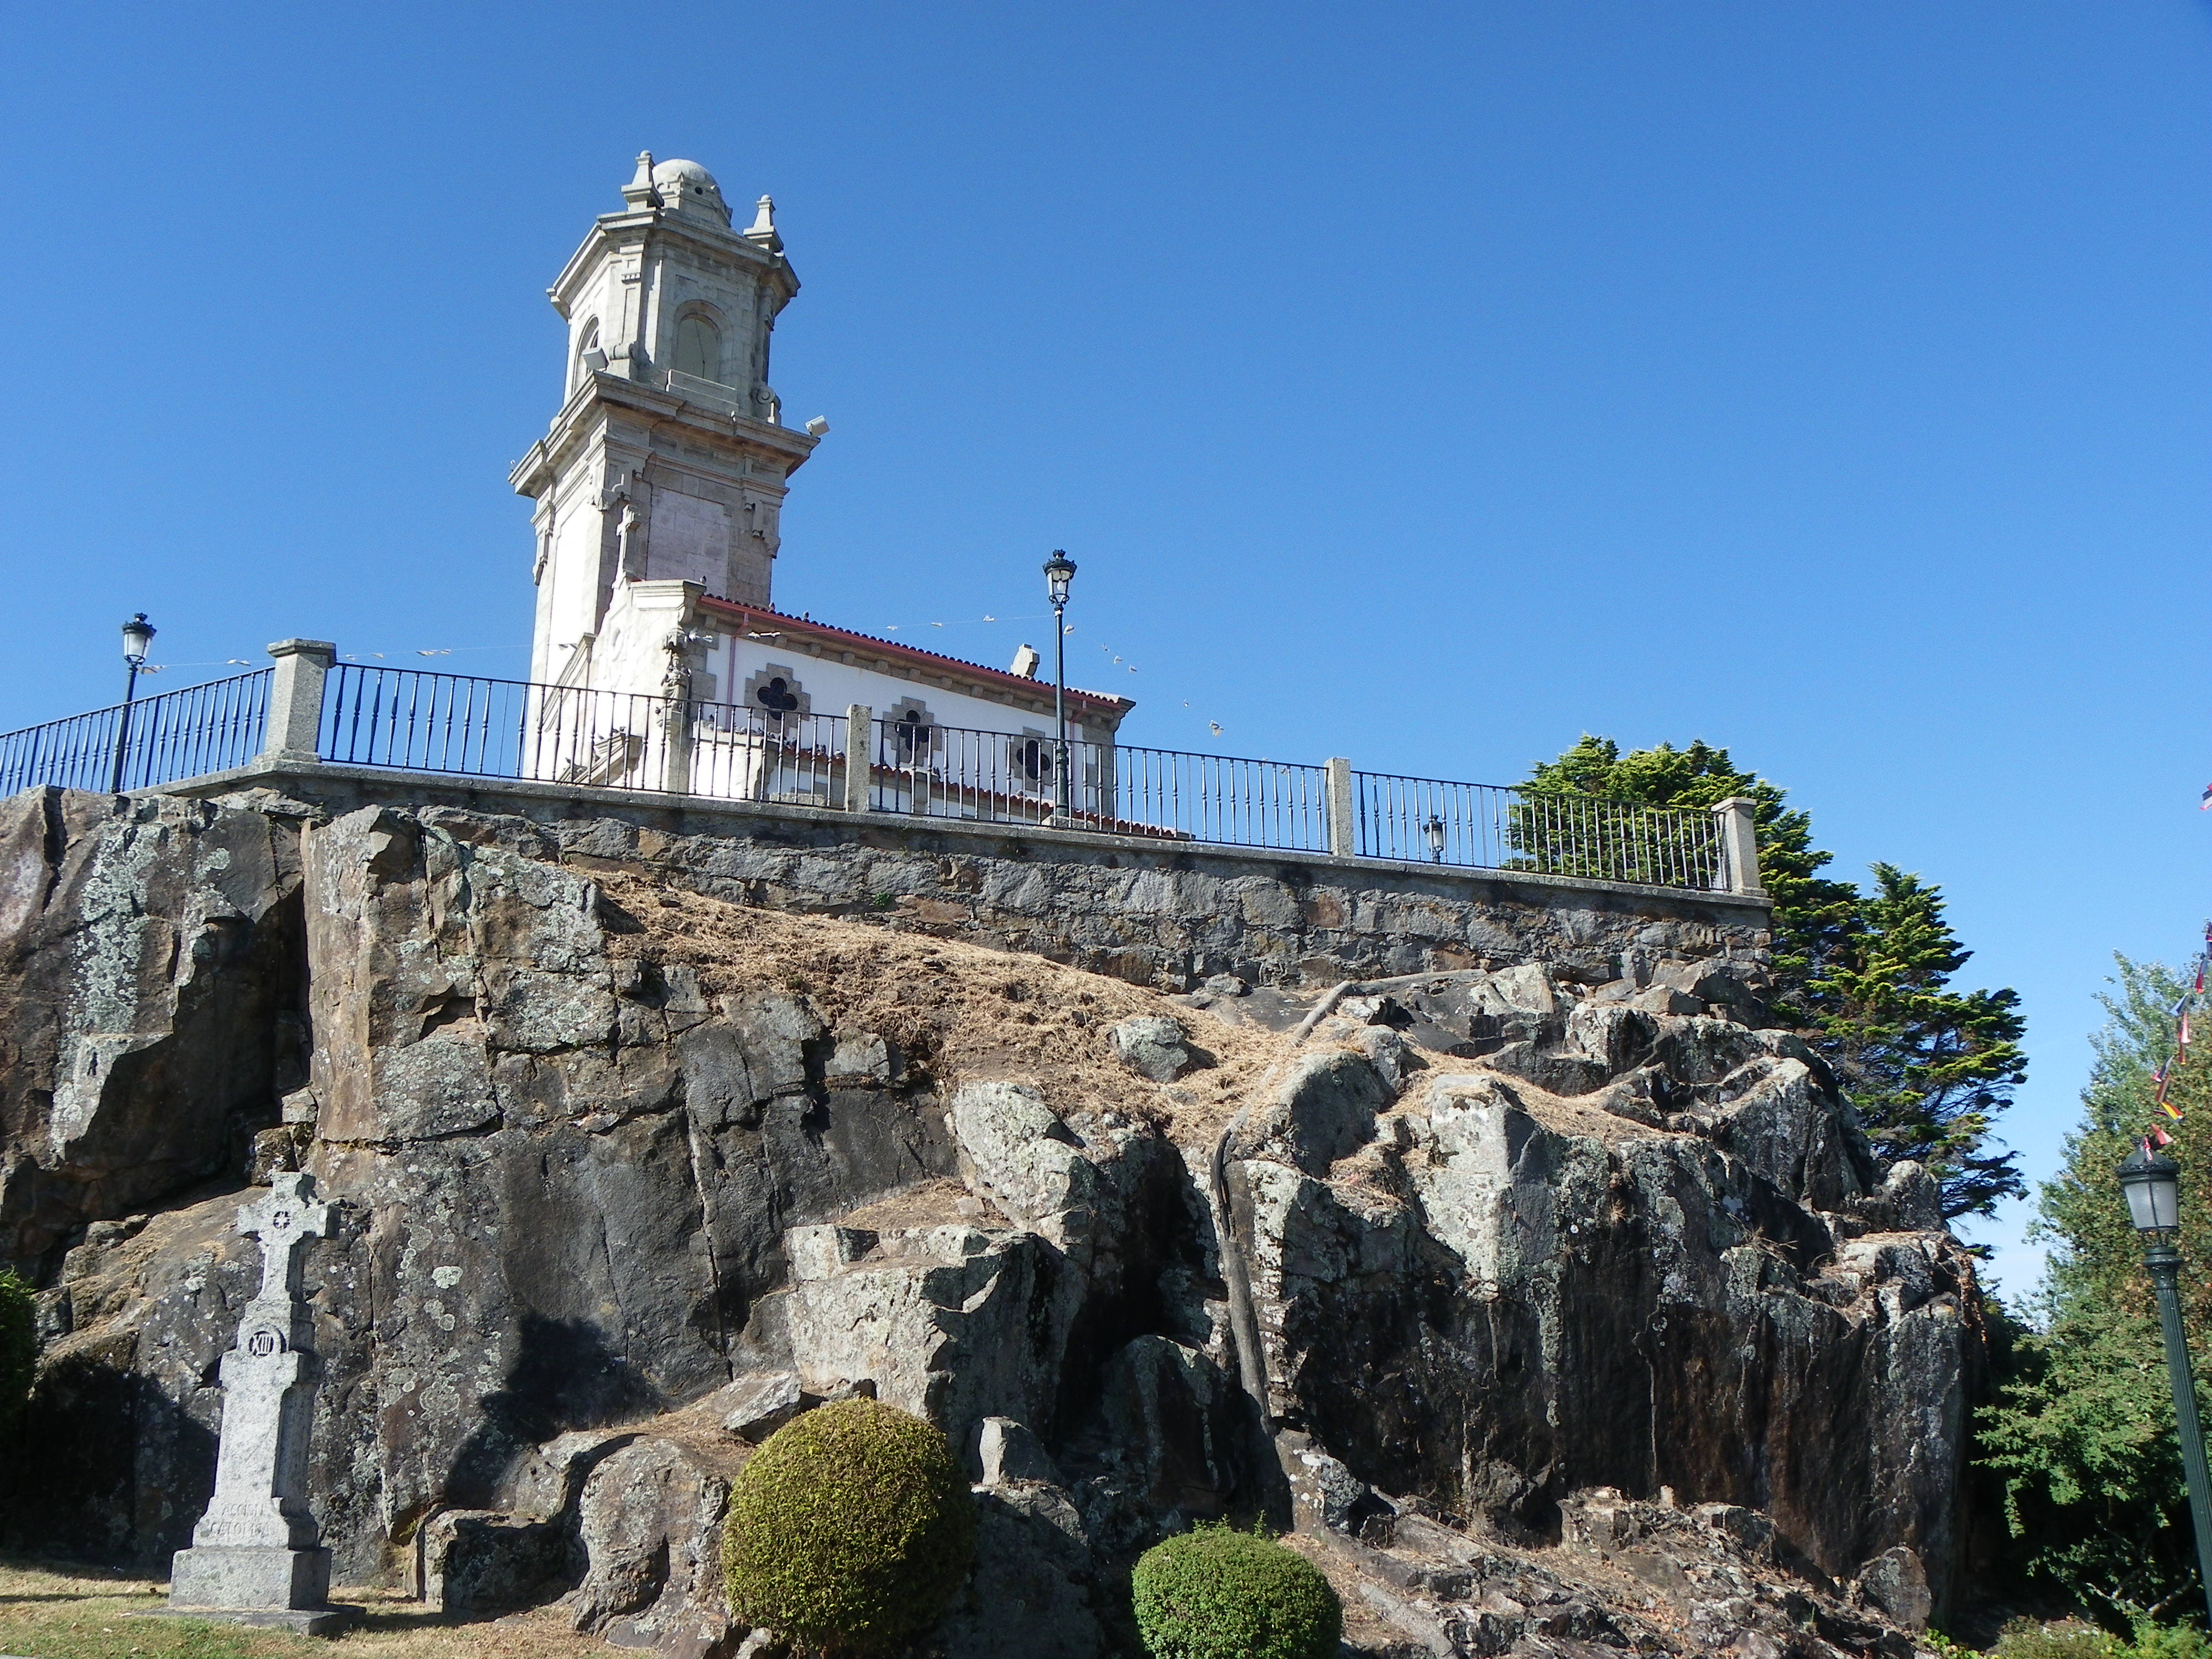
512,153,819,685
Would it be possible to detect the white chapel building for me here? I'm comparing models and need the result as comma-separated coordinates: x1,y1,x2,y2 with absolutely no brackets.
508,154,1132,820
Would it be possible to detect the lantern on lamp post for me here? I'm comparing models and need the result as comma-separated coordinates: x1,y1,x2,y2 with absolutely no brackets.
2117,1143,2212,1625
1042,551,1076,817
109,612,156,794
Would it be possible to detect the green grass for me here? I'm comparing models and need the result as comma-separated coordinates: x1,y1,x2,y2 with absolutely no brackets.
0,1557,605,1659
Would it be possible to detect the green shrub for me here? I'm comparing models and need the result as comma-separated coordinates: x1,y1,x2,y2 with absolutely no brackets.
1990,1620,2125,1658
1988,1617,2212,1659
1131,1524,1343,1659
721,1397,975,1656
2128,1625,2212,1659
0,1270,33,1433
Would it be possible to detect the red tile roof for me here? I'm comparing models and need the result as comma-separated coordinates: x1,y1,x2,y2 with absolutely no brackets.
699,598,1134,716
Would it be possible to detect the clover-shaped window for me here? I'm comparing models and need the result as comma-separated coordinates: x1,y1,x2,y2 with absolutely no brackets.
883,698,939,766
1012,732,1057,787
740,665,811,733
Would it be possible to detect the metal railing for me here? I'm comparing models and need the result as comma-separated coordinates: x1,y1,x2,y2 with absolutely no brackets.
1356,770,1725,889
322,664,848,807
859,719,1329,849
0,670,271,796
1114,746,1330,852
0,660,1756,894
865,717,1067,825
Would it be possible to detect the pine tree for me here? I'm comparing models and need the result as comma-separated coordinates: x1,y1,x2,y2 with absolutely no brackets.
1522,736,2025,1218
1812,864,2027,1219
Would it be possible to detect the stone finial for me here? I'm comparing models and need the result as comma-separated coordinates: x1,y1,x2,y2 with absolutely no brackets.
745,194,782,251
622,150,661,208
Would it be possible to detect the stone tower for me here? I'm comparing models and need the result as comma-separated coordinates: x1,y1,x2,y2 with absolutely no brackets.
512,154,819,686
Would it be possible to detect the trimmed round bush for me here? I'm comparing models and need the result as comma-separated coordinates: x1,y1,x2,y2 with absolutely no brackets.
0,1270,33,1434
1132,1525,1343,1659
722,1397,975,1656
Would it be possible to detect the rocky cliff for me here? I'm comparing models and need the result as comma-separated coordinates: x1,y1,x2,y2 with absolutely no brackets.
0,788,1976,1657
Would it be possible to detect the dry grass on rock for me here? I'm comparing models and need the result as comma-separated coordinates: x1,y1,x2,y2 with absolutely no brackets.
596,872,1300,1143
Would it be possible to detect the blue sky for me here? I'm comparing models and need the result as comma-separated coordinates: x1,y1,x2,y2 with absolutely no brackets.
2,3,2206,1295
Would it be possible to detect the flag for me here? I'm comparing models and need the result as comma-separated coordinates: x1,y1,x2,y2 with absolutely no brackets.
2163,1100,2185,1121
2155,1124,2176,1145
2201,782,2211,808
2197,959,2205,995
2184,1013,2195,1050
2157,1064,2173,1105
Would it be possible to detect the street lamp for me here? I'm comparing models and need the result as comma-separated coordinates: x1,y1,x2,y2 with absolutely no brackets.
109,613,156,794
1423,816,1447,863
2119,1144,2212,1625
1042,551,1076,817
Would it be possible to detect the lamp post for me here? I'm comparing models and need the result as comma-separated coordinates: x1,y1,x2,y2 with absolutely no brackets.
2118,1144,2212,1625
108,612,156,794
1424,815,1447,863
1042,551,1076,817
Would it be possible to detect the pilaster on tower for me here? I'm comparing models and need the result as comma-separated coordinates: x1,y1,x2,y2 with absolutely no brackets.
510,154,819,687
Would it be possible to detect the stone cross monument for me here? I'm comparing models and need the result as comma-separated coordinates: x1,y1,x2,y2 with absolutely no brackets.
168,1172,354,1632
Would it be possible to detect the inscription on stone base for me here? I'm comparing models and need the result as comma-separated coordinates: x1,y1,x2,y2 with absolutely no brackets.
170,1545,329,1611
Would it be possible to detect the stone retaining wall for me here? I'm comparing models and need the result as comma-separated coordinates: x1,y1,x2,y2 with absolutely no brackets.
173,761,1773,989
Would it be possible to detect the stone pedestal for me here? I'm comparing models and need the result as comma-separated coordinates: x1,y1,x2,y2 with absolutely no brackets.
166,1172,357,1634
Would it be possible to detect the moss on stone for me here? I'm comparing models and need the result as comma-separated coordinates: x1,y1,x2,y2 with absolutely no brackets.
721,1397,975,1655
1131,1525,1342,1659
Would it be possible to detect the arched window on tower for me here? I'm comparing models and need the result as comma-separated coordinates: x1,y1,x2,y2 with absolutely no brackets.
674,315,721,383
572,321,602,393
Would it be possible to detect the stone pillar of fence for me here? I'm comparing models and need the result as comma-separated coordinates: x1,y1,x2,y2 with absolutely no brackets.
843,705,872,813
1714,797,1764,895
258,640,336,768
661,701,692,796
1324,757,1357,857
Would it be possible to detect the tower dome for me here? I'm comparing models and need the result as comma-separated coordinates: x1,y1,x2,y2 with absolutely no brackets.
651,158,731,224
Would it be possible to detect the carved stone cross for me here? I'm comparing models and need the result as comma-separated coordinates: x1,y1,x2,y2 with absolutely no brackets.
169,1170,352,1632
239,1173,331,1305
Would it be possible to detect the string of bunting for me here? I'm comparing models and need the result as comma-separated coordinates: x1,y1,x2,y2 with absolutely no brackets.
2141,920,2212,1154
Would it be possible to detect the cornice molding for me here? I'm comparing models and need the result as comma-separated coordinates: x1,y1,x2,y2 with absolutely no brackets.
549,208,799,319
510,373,818,497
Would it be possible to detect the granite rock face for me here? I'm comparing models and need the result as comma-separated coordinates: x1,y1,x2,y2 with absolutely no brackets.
0,789,305,1269
6,800,961,1580
1,792,1973,1655
561,1438,738,1659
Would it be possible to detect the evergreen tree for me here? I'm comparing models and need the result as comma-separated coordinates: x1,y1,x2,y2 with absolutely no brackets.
1814,864,2028,1218
1979,957,2212,1625
1523,736,2025,1218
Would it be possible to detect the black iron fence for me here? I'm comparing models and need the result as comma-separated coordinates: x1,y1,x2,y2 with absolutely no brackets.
322,664,851,806
0,661,1754,893
0,670,271,797
858,717,1328,849
1355,770,1726,888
